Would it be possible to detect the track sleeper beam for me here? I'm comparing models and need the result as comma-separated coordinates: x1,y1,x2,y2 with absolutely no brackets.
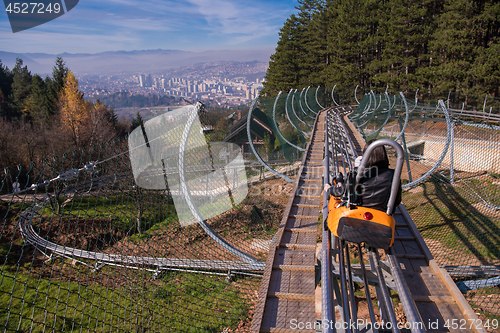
272,264,315,272
267,291,315,301
289,215,319,219
285,228,317,233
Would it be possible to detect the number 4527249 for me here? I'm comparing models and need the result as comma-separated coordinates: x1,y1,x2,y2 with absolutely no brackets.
444,319,498,330
5,2,61,14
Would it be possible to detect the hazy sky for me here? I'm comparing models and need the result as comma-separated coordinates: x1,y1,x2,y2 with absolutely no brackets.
1,0,297,55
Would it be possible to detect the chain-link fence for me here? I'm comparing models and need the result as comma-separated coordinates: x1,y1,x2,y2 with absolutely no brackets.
1,88,499,331
0,103,299,332
350,91,500,320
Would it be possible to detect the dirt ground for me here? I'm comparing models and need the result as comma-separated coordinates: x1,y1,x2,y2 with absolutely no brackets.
2,171,498,331
1,176,293,332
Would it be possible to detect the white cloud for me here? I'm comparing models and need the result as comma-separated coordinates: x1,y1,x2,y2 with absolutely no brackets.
0,0,296,53
185,0,293,43
0,29,140,54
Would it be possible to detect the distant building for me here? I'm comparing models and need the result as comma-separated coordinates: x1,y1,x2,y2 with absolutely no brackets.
223,108,275,155
138,74,152,87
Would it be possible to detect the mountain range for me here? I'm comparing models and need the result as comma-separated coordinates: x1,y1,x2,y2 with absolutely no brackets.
0,48,274,75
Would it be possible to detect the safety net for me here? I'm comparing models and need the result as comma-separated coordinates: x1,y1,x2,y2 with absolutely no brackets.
0,103,290,332
350,90,500,318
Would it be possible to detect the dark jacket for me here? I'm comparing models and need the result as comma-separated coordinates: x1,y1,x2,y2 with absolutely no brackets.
356,167,401,214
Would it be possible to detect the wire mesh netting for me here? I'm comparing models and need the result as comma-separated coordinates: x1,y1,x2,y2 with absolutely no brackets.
0,102,305,332
249,86,352,170
1,87,499,331
252,94,307,164
349,91,500,319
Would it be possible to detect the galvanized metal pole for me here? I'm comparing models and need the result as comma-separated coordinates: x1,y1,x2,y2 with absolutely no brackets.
450,121,455,184
322,111,336,332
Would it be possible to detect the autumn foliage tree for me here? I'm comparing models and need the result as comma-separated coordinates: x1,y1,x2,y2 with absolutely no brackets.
86,100,118,147
59,71,117,149
0,58,123,192
59,71,88,148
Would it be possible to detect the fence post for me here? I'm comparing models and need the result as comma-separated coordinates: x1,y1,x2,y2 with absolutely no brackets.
450,121,455,184
398,117,413,184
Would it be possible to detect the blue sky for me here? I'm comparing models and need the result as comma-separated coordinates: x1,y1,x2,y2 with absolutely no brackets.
1,0,298,55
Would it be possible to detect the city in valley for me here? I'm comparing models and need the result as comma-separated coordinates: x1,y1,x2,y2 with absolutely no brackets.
79,61,267,107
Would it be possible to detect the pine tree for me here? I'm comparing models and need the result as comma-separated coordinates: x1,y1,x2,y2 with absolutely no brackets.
294,0,325,87
473,42,500,97
265,0,500,95
44,75,58,118
9,58,32,120
324,0,370,87
46,57,69,116
428,0,476,94
262,16,301,96
373,0,438,91
52,57,68,96
130,112,144,132
22,75,51,124
468,0,500,96
0,61,13,118
308,0,334,87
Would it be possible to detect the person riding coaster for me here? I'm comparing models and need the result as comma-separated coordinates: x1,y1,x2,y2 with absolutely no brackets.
325,139,404,250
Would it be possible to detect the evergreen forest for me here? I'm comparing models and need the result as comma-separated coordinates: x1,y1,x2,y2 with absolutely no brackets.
262,0,500,97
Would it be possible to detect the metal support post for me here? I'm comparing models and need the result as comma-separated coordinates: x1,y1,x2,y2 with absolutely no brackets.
450,121,455,184
398,117,413,184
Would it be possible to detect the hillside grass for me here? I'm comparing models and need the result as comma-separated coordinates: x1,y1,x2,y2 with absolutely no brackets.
0,248,251,333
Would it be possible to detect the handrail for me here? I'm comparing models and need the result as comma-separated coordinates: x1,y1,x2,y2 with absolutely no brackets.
316,86,324,110
402,100,452,189
288,89,312,133
365,94,395,141
394,92,410,143
355,138,404,215
292,89,314,127
299,88,316,120
354,85,360,104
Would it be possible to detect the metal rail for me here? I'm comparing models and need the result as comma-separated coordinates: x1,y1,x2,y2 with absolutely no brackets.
18,196,263,272
17,103,269,277
322,108,335,332
321,107,485,333
251,100,489,332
